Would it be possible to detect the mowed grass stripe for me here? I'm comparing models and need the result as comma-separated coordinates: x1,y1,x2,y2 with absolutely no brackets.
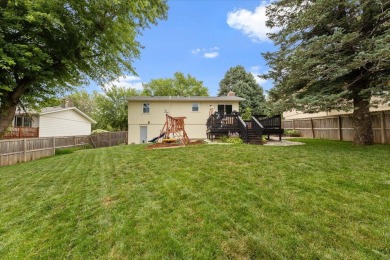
0,139,389,259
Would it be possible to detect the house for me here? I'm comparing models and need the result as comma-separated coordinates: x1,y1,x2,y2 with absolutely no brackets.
283,98,390,120
127,94,245,144
6,106,96,139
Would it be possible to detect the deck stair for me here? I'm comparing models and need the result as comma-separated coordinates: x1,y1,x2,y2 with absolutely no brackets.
247,129,262,144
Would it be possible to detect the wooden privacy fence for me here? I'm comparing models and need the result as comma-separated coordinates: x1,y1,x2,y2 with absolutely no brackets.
0,131,127,167
282,111,390,144
89,131,128,148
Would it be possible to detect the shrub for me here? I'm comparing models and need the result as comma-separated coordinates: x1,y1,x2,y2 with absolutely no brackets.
284,129,300,136
92,129,109,134
225,137,243,144
55,147,83,155
55,144,92,155
219,135,229,143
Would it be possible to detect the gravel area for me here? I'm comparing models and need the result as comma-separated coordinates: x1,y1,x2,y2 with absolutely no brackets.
264,139,305,146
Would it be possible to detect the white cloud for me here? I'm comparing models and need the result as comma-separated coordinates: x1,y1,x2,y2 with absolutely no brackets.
191,47,220,59
105,75,144,90
203,52,219,58
191,48,201,54
227,2,276,42
250,65,269,86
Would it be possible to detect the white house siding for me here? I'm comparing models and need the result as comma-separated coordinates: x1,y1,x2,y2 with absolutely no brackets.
31,116,39,128
128,100,240,144
39,110,92,137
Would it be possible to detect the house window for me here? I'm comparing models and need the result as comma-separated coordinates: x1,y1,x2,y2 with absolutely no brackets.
192,103,199,112
23,117,32,127
15,116,23,127
14,116,32,127
143,103,150,113
217,104,233,115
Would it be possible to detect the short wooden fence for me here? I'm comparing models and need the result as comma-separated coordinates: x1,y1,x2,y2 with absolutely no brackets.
0,131,127,167
282,111,390,144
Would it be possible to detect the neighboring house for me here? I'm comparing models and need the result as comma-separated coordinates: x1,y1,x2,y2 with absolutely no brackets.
6,106,96,138
127,93,245,144
284,101,390,120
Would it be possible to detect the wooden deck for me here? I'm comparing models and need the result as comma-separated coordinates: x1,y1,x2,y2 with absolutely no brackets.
2,127,39,139
206,114,284,144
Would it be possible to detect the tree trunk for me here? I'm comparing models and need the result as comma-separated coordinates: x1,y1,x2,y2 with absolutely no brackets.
0,100,18,137
0,77,33,137
352,95,374,145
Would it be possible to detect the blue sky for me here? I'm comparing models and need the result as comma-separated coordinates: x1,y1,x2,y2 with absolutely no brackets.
90,0,277,96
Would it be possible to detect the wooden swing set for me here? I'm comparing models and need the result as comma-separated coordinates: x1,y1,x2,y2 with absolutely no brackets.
158,114,189,145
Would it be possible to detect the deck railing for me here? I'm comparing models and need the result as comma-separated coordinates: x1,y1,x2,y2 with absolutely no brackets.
238,116,248,143
251,116,264,137
254,115,282,129
2,127,39,139
206,113,240,130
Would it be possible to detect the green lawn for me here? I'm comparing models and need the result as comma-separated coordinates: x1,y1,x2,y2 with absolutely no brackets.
0,139,389,259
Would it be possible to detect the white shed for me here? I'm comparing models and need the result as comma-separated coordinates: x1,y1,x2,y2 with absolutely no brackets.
38,107,96,137
10,106,96,138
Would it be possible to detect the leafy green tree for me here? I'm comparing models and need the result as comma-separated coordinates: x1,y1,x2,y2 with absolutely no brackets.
142,72,209,96
263,0,390,145
0,0,168,136
34,97,63,109
241,107,252,121
66,90,96,118
93,86,138,131
218,66,266,115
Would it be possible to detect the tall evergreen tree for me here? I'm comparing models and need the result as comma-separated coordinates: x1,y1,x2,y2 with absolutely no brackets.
263,0,390,145
218,65,266,115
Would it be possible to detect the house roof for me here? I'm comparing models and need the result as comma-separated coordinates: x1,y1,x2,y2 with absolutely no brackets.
126,96,246,102
17,106,97,124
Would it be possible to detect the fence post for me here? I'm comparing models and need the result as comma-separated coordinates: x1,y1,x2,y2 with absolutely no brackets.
52,137,56,155
23,139,27,162
310,118,315,138
338,116,342,141
292,119,295,130
380,111,386,144
73,136,77,147
109,132,111,146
